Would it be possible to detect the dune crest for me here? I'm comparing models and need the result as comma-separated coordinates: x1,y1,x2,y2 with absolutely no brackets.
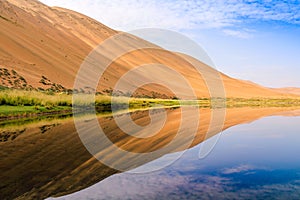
0,0,297,98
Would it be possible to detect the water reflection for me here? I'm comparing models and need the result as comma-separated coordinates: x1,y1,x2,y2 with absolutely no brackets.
0,107,299,200
59,113,300,200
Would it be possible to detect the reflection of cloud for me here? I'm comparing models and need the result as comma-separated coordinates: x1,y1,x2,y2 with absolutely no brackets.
238,182,300,199
222,164,254,174
50,171,233,200
51,168,300,200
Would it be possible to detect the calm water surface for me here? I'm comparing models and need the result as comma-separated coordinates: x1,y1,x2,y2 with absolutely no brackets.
1,108,300,200
50,111,300,200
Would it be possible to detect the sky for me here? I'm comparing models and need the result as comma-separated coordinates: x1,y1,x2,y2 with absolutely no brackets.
39,0,300,88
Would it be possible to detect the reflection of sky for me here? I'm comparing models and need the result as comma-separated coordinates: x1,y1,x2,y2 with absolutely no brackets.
51,116,300,200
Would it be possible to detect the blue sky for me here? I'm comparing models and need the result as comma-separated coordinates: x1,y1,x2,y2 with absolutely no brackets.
40,0,300,88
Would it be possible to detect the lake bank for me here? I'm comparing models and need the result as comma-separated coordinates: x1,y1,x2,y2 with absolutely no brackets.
1,89,300,122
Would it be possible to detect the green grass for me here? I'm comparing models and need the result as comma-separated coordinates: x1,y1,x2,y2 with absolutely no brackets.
0,106,38,115
226,98,300,108
0,90,185,117
0,89,72,107
0,105,70,116
0,89,183,108
1,89,300,118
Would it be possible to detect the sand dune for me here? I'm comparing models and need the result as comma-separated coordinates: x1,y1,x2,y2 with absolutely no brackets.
0,0,297,98
271,87,300,96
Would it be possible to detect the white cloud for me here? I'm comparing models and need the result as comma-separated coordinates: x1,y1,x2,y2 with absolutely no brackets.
39,0,300,37
222,29,253,39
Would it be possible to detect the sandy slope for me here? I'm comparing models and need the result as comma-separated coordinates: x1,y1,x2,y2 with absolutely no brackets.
0,0,117,89
0,0,297,98
271,87,300,96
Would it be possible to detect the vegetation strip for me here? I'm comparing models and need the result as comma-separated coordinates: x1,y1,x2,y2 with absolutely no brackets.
1,89,300,120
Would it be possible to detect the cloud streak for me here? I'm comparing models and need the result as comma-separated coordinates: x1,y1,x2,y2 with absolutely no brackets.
40,0,300,33
222,29,254,39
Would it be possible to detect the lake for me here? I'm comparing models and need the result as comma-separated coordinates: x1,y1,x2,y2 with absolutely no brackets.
1,107,300,200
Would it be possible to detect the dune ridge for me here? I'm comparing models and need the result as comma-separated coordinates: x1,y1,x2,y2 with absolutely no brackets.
0,0,298,98
271,87,300,96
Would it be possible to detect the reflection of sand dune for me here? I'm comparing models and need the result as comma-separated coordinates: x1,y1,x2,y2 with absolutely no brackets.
1,107,300,199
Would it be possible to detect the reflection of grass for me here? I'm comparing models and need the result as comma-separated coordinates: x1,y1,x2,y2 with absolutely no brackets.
0,107,181,130
0,112,72,128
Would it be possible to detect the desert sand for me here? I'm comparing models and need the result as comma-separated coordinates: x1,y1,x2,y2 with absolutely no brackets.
0,0,298,98
271,87,300,96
